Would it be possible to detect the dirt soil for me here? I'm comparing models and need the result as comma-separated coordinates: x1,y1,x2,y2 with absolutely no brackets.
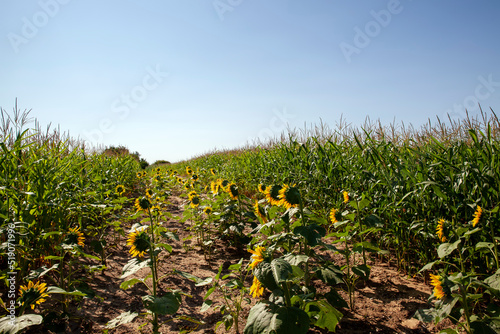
24,194,456,334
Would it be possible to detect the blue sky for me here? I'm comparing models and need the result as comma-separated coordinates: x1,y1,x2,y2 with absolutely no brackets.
1,1,499,163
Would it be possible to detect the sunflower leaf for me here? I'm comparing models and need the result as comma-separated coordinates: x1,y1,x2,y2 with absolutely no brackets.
0,314,43,334
142,292,181,315
104,311,139,329
437,240,461,259
120,258,151,279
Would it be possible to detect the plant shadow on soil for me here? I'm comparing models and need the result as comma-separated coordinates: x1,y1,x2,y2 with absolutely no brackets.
23,194,452,334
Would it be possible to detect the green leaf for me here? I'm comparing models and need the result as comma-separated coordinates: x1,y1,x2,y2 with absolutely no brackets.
254,262,279,292
271,258,293,284
437,240,461,259
352,264,371,280
46,286,87,296
316,264,344,285
201,300,213,312
476,242,495,251
484,269,500,292
142,292,181,315
104,311,139,329
156,243,172,253
305,299,343,331
282,254,309,266
293,224,325,246
0,314,43,334
173,269,205,284
420,261,439,272
120,258,151,279
413,308,437,323
120,278,143,290
243,302,309,334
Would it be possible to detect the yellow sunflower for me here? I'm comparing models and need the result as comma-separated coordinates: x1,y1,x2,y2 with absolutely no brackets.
19,280,49,310
227,183,239,200
265,185,283,206
436,219,447,242
203,207,213,215
211,181,220,195
248,246,266,269
429,273,445,299
145,188,154,198
258,184,267,193
219,179,230,191
115,185,126,196
188,190,198,200
186,166,193,175
343,191,349,204
329,208,338,224
249,276,264,298
254,201,267,223
135,197,151,212
190,195,200,208
210,168,216,176
278,184,301,209
127,228,151,258
472,205,482,227
66,226,85,246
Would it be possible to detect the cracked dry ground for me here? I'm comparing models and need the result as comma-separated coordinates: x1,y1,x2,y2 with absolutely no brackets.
26,194,454,334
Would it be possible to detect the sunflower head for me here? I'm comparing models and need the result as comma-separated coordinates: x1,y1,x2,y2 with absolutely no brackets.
115,185,126,196
436,219,447,242
278,184,301,209
329,208,339,224
155,167,161,173
472,205,482,227
136,172,143,179
203,207,213,215
177,177,183,184
151,205,161,216
190,195,200,208
188,190,198,200
192,174,199,181
183,182,192,190
210,168,216,176
254,201,267,223
258,184,267,193
211,181,220,195
65,226,85,246
145,188,154,198
250,276,264,298
343,191,349,204
19,280,49,310
429,273,445,299
186,166,193,175
227,183,239,200
219,179,230,191
127,228,151,258
265,185,283,206
248,246,266,269
135,197,151,212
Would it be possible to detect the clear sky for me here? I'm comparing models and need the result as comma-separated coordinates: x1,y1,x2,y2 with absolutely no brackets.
1,1,499,163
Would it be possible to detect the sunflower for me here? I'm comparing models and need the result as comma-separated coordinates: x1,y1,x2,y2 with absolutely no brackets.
19,280,49,310
211,181,220,195
248,246,266,269
436,219,447,242
145,188,154,198
265,185,283,206
227,183,239,200
135,197,151,212
249,276,264,298
153,174,162,182
115,185,126,196
254,201,267,223
278,184,301,209
192,174,199,181
203,207,213,215
190,195,200,208
150,205,161,216
329,208,338,224
177,177,183,184
183,182,192,190
127,228,151,258
155,167,161,173
188,190,198,200
429,273,445,299
210,168,216,176
66,226,85,246
136,171,144,179
186,166,193,175
343,191,349,204
219,179,230,191
472,205,482,227
258,184,267,193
